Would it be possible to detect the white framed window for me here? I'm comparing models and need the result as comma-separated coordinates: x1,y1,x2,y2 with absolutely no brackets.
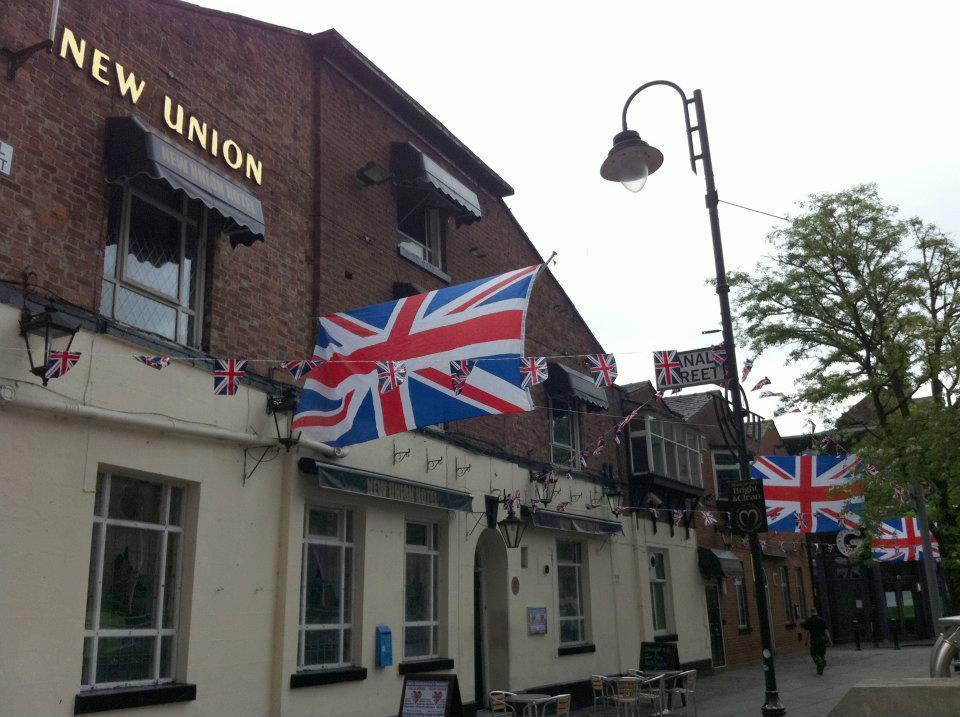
550,397,581,466
82,473,184,690
796,567,807,620
557,541,587,644
712,452,741,499
734,576,750,629
649,551,672,633
404,521,441,659
779,566,793,623
100,177,207,347
397,189,446,273
629,417,703,487
299,507,354,670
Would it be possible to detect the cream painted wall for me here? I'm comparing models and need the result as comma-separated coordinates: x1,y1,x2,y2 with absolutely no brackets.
0,306,711,716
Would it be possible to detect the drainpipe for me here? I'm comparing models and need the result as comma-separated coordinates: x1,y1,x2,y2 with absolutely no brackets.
0,387,346,458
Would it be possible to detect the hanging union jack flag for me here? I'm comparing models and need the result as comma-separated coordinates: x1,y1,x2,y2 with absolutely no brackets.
751,454,863,533
213,359,247,396
449,359,476,396
291,265,541,447
872,517,940,562
741,357,754,382
654,350,682,388
45,350,81,380
751,376,772,391
283,359,325,380
133,355,170,370
587,353,617,387
520,356,548,388
758,390,784,398
377,361,407,394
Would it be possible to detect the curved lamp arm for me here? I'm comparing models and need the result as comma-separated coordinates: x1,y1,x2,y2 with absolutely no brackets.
620,80,699,175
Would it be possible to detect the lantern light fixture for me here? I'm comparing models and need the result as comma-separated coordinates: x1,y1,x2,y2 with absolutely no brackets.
497,503,528,549
19,306,80,386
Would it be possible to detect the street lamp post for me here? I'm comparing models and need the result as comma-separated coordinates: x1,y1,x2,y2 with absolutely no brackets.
601,81,786,716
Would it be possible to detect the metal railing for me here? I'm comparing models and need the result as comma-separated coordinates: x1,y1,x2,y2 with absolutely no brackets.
930,615,960,677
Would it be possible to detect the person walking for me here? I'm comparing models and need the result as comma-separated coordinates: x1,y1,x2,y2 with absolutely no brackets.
801,608,832,675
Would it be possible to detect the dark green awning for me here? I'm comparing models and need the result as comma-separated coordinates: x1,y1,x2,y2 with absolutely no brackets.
546,362,609,411
523,507,623,536
298,458,473,512
698,547,744,578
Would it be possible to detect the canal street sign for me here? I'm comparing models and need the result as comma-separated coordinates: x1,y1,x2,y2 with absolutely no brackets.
653,346,726,391
0,140,14,178
730,477,769,534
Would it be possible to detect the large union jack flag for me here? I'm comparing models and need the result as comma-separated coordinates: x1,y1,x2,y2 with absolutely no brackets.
291,265,541,447
872,517,940,562
751,454,863,533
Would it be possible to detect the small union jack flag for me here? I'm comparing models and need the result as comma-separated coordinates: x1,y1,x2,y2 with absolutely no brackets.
795,511,809,531
282,359,325,380
577,448,590,469
586,353,617,387
45,350,81,380
655,389,665,398
893,484,910,503
751,376,771,391
670,387,682,395
519,356,548,388
758,390,784,398
864,464,880,476
213,359,247,396
592,437,605,456
774,406,801,417
376,360,407,394
741,358,754,382
702,511,718,527
449,359,476,395
672,509,685,525
133,355,170,370
555,501,571,512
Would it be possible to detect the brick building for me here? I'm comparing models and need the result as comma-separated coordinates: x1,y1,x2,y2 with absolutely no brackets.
1,1,711,715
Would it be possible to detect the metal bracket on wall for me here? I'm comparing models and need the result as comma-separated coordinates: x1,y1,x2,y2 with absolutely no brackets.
1,39,52,82
393,442,410,464
567,488,582,504
426,453,443,472
455,457,471,478
242,444,280,485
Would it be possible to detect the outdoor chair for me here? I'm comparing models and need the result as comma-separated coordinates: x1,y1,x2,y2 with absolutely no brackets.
540,693,572,716
590,675,616,714
637,674,665,715
490,690,519,716
609,677,641,717
666,669,698,716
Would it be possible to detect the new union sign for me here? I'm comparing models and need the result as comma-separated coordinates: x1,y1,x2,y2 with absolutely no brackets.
653,347,726,391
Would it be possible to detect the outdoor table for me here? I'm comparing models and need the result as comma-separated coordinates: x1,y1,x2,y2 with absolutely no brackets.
505,692,552,716
613,673,683,716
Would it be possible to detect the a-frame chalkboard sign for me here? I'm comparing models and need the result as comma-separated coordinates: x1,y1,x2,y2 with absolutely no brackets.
398,673,463,717
640,641,680,672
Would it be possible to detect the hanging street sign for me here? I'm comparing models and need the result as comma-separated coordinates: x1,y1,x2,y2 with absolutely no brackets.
730,477,769,533
653,346,726,391
0,140,14,178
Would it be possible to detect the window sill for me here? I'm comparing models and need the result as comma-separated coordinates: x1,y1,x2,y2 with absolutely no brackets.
557,642,596,657
398,658,454,675
397,243,451,283
75,683,196,714
738,626,753,635
290,666,367,689
653,633,679,643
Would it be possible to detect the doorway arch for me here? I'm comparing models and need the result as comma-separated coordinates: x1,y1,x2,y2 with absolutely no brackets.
474,528,510,704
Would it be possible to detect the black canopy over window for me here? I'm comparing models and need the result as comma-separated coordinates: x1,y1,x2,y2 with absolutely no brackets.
697,547,744,578
522,506,623,536
391,142,482,225
105,116,265,246
546,362,609,411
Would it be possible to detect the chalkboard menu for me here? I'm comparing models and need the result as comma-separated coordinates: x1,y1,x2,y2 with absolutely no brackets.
398,674,463,717
640,641,680,672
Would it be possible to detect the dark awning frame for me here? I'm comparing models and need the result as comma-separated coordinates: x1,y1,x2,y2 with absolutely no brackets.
391,142,482,225
298,458,474,512
697,547,744,579
546,362,609,411
105,116,265,246
522,506,623,536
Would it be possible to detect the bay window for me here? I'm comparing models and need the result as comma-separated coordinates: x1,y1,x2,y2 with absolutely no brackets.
628,417,703,487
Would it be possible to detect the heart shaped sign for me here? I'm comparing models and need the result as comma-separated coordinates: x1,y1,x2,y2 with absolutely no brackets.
737,507,761,532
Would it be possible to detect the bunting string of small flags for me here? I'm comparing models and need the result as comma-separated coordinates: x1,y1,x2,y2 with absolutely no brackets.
751,376,772,391
213,359,246,396
450,359,476,395
520,356,548,388
376,360,407,394
134,355,170,370
741,358,754,382
586,353,618,387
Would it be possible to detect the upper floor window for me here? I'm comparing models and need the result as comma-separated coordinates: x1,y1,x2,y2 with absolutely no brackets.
628,417,703,487
550,397,581,465
82,473,184,690
299,508,355,670
712,452,741,500
101,178,208,347
397,189,446,274
404,521,441,659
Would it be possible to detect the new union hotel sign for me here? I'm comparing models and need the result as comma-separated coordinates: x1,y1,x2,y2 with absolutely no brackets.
56,27,263,186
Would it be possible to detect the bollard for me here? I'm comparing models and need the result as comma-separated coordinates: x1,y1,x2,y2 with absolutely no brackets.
853,619,862,651
891,619,901,650
872,618,881,648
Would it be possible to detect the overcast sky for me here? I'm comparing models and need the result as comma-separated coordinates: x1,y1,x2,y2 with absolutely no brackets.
193,0,960,436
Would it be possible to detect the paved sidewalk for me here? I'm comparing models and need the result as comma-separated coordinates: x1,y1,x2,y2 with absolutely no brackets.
482,645,931,716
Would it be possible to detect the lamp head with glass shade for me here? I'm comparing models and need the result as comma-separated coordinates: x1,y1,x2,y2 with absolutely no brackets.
497,505,528,549
19,306,80,386
599,129,664,192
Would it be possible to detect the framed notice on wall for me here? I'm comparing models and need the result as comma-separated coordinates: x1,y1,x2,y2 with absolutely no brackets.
398,674,463,717
527,607,547,635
